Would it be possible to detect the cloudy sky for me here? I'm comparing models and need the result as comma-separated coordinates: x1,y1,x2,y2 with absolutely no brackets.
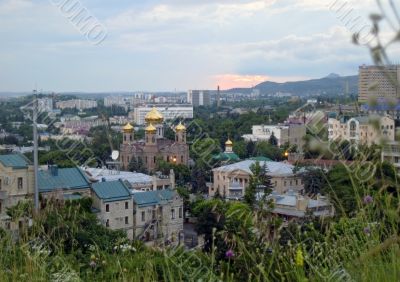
0,0,396,92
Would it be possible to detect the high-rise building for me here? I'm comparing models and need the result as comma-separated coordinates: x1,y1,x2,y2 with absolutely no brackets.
187,90,210,107
132,105,193,125
358,64,400,103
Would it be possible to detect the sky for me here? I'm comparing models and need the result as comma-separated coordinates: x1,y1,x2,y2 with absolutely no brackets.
0,0,398,92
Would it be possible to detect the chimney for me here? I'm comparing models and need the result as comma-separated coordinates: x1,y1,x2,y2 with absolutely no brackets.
50,165,58,176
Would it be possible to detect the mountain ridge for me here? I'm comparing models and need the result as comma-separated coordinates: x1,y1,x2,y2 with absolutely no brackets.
226,74,358,96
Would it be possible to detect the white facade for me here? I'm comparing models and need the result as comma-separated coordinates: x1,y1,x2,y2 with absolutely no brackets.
328,115,395,146
56,99,97,110
133,105,193,125
242,124,306,149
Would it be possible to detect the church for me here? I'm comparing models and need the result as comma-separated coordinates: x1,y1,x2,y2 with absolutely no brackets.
120,107,189,172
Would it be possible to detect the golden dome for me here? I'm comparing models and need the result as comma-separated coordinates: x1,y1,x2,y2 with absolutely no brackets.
145,123,157,133
145,107,163,124
225,138,233,146
175,122,186,132
122,123,134,133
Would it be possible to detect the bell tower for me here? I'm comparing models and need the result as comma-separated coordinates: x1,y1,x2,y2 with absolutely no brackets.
145,123,157,146
175,122,187,144
122,123,134,144
225,138,233,153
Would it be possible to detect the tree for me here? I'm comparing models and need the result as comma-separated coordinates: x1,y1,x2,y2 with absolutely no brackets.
127,156,147,174
244,161,273,208
269,132,278,146
322,164,361,216
191,164,208,193
301,167,327,196
246,140,256,157
192,199,226,252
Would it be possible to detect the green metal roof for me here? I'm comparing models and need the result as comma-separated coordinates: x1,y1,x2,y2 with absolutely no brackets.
132,190,175,207
38,167,91,192
213,152,240,162
92,180,131,203
0,154,31,169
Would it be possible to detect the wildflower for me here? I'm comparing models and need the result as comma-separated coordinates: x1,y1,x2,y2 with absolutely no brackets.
295,247,304,267
364,226,371,235
90,254,96,261
363,195,373,204
89,260,96,269
225,249,235,259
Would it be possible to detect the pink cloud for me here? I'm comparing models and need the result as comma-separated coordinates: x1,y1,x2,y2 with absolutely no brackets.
214,74,310,89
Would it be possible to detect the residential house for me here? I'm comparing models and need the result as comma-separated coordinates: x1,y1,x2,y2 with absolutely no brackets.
132,190,184,246
0,154,34,231
91,180,134,239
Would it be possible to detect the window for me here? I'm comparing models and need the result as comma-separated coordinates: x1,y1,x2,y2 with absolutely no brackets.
171,208,176,219
141,211,145,222
125,202,129,209
179,207,183,218
0,179,2,190
106,219,110,227
17,178,23,190
125,216,129,225
181,155,183,163
106,204,110,212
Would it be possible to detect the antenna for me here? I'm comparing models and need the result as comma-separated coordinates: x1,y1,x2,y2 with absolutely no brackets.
33,89,39,212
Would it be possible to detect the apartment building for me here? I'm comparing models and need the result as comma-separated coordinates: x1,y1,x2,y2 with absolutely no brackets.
328,115,395,146
358,64,400,103
56,99,98,110
187,90,210,107
132,105,193,125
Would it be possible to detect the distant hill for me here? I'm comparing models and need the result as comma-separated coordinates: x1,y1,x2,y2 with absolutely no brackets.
226,75,358,96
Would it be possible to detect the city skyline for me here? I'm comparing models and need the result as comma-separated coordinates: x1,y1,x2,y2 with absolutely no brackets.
0,0,393,92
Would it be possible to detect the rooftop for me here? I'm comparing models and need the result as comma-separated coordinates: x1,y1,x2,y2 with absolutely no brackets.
0,154,31,169
38,167,91,192
92,180,131,202
213,160,296,176
84,167,153,185
132,189,175,207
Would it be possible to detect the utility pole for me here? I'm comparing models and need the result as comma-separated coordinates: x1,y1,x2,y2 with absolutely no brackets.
33,90,39,212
